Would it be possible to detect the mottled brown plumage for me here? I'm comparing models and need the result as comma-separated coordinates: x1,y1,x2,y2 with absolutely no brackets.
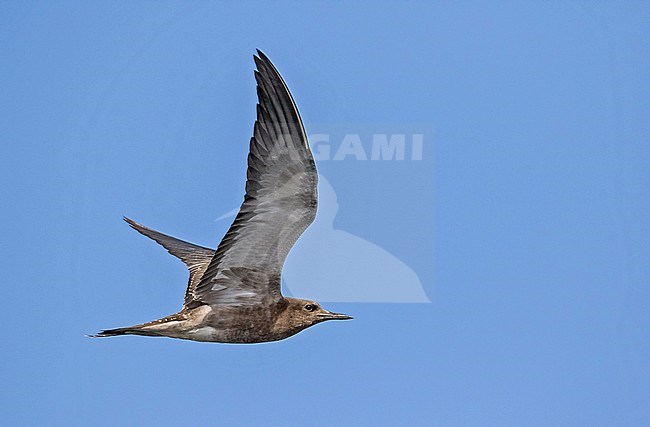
91,51,351,343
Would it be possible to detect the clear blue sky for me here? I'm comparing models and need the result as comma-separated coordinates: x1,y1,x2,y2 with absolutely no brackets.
1,1,648,425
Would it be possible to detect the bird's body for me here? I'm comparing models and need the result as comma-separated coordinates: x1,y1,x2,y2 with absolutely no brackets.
92,51,351,343
101,298,342,343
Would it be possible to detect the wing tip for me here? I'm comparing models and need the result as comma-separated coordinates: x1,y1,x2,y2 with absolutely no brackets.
255,48,267,60
253,49,277,77
123,216,141,230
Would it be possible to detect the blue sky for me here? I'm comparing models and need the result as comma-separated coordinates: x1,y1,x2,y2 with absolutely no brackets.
1,1,649,425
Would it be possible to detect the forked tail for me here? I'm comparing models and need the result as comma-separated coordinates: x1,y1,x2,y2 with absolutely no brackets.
88,327,132,338
87,326,161,338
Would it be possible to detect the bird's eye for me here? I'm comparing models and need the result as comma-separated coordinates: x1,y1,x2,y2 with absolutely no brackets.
304,304,317,312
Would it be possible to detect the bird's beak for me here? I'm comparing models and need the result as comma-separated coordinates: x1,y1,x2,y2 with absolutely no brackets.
318,311,353,321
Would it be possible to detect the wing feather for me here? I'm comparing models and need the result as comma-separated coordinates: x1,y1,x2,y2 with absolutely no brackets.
190,51,317,308
123,217,215,307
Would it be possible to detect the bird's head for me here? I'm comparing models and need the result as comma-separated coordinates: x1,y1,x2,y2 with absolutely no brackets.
283,298,352,329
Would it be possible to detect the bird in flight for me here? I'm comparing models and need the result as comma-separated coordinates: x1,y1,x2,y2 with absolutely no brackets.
92,51,352,343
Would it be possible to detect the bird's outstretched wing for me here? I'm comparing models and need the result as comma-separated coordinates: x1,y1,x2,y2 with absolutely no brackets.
189,50,317,308
123,217,215,307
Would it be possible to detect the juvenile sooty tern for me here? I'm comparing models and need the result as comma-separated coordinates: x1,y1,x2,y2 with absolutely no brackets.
91,51,352,343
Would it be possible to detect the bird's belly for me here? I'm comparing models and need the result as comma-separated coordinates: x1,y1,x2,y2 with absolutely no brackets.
187,326,219,342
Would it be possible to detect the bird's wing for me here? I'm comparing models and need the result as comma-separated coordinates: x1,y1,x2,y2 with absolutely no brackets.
123,217,215,307
190,50,317,308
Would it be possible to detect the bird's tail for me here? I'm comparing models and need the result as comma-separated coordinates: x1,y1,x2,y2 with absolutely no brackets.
87,327,135,338
88,314,186,338
87,325,161,338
